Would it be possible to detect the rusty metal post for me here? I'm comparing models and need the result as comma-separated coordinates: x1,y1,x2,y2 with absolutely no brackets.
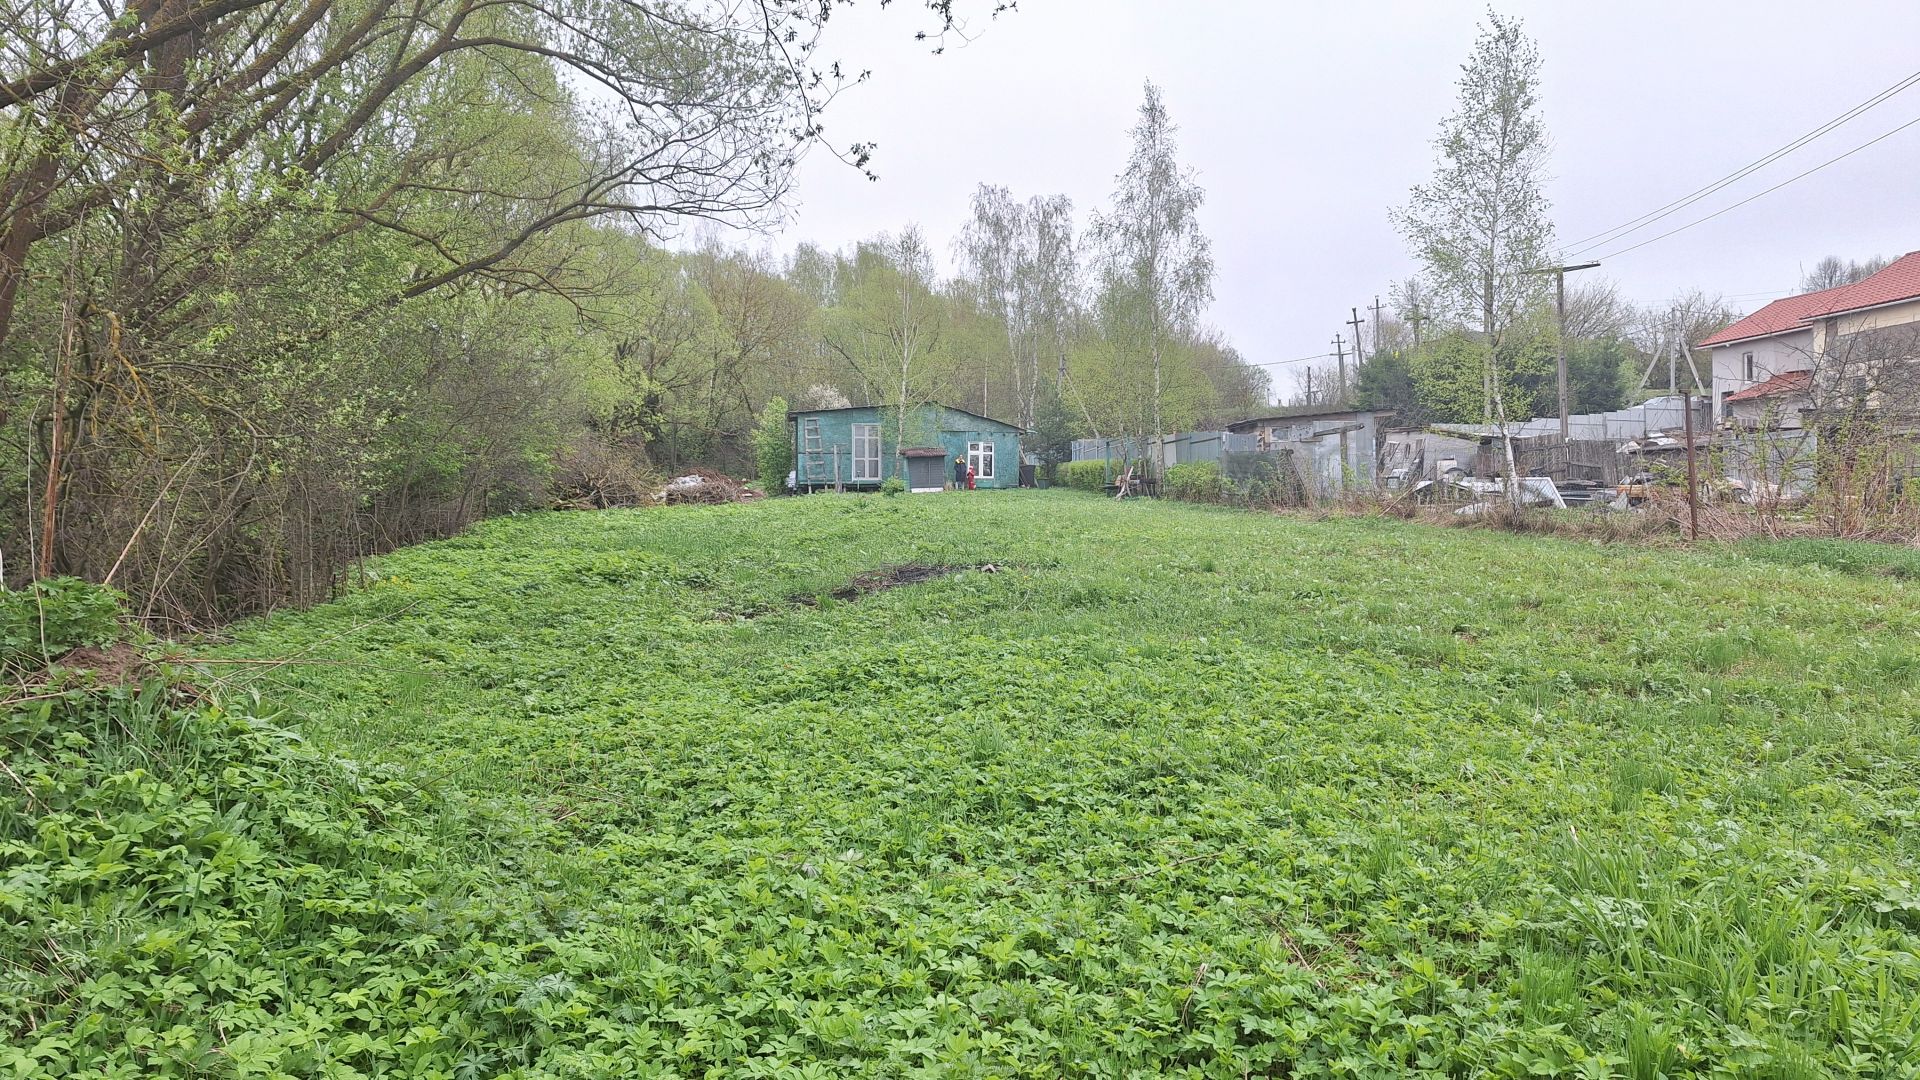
1683,391,1699,542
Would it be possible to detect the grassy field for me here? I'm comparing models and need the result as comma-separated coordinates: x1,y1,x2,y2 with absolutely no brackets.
13,491,1920,1077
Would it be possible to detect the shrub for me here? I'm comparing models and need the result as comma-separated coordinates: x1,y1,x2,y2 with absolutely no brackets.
1165,461,1225,504
0,577,124,674
753,396,793,494
1060,460,1110,492
880,476,907,496
1223,454,1306,508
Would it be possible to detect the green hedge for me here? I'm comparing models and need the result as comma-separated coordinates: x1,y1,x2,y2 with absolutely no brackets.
1060,460,1110,492
1165,461,1225,504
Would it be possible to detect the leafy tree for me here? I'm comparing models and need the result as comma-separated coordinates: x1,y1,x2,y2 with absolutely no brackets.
1090,82,1214,448
1355,349,1425,427
1393,10,1554,424
1566,337,1632,414
1023,385,1079,479
820,228,952,472
753,397,793,493
958,186,1079,428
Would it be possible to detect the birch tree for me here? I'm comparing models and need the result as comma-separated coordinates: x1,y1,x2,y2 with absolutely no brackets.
958,186,1077,427
821,228,947,471
1393,10,1554,423
1091,82,1213,453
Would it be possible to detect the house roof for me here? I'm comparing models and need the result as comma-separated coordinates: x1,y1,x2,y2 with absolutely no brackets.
1696,284,1857,348
1226,406,1395,432
787,403,1022,430
1698,250,1920,347
1802,250,1920,317
1724,369,1813,404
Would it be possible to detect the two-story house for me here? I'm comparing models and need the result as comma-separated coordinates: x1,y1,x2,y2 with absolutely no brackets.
1701,251,1920,429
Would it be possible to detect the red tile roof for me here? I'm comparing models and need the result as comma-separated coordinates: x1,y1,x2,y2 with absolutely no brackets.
1724,369,1812,403
1697,284,1859,347
1802,250,1920,317
1698,250,1920,348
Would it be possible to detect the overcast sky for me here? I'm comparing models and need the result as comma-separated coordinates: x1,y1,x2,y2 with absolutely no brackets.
758,0,1920,401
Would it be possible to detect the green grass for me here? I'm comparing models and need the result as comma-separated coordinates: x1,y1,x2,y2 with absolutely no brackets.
1739,536,1920,580
12,491,1920,1077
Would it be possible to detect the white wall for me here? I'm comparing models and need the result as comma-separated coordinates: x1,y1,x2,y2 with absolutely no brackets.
1710,328,1813,423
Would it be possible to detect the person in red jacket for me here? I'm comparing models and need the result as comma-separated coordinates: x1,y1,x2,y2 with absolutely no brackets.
966,463,977,490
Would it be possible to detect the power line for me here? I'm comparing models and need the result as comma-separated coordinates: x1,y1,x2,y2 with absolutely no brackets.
1564,65,1920,257
1247,351,1335,369
1592,111,1920,263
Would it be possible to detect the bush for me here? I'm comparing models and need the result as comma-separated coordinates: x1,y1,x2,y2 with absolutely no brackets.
1165,461,1225,504
0,674,568,1078
753,397,793,494
0,577,124,674
1060,460,1104,492
880,476,906,496
1223,455,1307,508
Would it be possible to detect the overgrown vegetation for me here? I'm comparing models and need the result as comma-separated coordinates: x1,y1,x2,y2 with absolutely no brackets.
14,492,1899,1076
1164,460,1225,503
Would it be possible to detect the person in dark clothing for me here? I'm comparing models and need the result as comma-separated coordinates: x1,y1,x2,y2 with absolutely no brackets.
953,456,967,490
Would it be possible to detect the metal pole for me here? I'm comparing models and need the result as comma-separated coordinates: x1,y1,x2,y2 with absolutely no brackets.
1332,334,1346,405
1683,390,1699,542
1555,269,1569,440
1523,261,1600,441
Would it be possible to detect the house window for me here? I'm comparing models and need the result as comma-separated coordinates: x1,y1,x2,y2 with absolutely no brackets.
851,423,880,482
1744,352,1756,381
967,440,995,481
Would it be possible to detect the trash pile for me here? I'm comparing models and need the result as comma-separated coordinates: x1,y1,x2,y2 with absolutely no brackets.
659,468,748,505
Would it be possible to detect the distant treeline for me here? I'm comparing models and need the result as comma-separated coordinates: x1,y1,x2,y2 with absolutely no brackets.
0,3,1262,625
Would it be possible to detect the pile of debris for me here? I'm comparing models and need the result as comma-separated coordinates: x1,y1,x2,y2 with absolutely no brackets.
659,468,747,505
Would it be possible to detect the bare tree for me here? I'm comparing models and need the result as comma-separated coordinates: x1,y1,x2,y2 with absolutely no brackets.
1563,279,1634,342
1636,292,1734,392
1801,254,1892,293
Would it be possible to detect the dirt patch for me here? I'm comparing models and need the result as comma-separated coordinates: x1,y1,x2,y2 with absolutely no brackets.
791,562,1000,606
52,642,147,685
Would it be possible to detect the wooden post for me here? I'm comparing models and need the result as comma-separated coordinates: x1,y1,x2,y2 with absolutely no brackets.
1683,391,1700,542
833,446,843,494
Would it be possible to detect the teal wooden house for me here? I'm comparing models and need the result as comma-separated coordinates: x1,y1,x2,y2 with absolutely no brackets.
790,404,1024,492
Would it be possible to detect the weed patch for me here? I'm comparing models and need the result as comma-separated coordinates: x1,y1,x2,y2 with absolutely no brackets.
11,491,1916,1076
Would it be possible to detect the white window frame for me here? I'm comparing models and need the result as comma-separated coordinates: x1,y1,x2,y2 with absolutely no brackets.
851,423,881,482
967,439,995,481
1744,352,1756,381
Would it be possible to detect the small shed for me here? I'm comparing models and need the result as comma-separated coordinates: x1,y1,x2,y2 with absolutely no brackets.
790,403,1024,492
1226,406,1394,495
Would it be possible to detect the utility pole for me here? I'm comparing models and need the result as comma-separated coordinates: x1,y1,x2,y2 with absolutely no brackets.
1331,334,1347,405
1524,261,1601,440
1057,350,1067,390
1408,306,1428,348
1303,367,1315,405
1369,296,1386,354
1348,307,1367,370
